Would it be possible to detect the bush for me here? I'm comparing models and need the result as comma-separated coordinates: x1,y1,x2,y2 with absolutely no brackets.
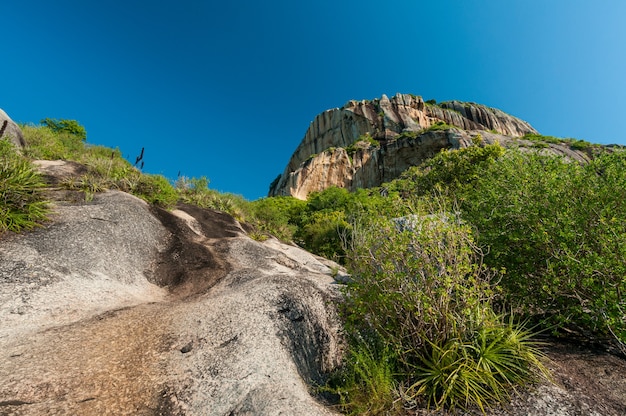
40,118,87,141
333,198,548,412
297,210,350,261
520,133,564,145
569,139,592,151
325,343,399,415
459,150,626,343
0,140,49,233
132,174,178,207
423,121,455,132
248,196,306,241
22,124,86,160
344,201,497,354
390,143,505,197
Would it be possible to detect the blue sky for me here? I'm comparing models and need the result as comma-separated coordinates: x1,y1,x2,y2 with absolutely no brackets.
3,1,626,200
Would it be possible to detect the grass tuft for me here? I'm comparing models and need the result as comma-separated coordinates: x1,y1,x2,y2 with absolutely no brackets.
0,139,50,233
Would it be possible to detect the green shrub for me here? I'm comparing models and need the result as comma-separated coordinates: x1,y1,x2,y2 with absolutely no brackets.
343,202,497,355
176,176,248,220
408,318,548,411
325,343,399,415
396,130,420,140
345,135,379,156
423,121,455,132
22,124,86,160
520,133,564,145
132,174,178,207
297,209,349,261
333,198,548,411
459,150,626,343
248,196,306,241
390,143,505,197
0,140,49,233
569,139,592,151
40,118,87,141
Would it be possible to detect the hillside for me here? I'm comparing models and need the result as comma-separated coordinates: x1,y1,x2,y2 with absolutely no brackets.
1,108,626,415
0,162,344,415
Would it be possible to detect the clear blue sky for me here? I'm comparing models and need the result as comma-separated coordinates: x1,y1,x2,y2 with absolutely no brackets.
3,1,626,200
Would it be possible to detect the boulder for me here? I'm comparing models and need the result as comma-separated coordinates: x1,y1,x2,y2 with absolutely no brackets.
0,108,26,148
0,182,343,415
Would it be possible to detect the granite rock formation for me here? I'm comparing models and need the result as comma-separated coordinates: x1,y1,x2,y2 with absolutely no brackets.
269,93,586,199
0,108,26,148
0,162,343,415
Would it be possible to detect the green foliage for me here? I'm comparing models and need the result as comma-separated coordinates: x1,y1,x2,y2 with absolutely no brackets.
23,122,185,208
325,344,400,415
361,135,380,147
40,118,87,141
458,150,626,342
131,174,178,207
306,186,352,213
175,176,248,220
345,135,380,156
332,198,548,412
22,124,86,160
294,187,405,261
408,319,548,411
520,134,594,153
298,209,349,261
390,143,505,197
396,130,420,140
248,196,306,241
423,121,455,132
520,133,563,145
0,140,49,233
343,201,497,354
569,139,592,151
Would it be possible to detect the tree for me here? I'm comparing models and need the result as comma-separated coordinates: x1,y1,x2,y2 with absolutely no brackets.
40,118,87,141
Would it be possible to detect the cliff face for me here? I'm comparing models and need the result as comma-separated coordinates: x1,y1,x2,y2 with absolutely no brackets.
269,93,540,199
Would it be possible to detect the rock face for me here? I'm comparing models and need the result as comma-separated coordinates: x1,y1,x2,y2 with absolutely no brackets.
0,163,343,415
269,93,543,199
0,108,26,148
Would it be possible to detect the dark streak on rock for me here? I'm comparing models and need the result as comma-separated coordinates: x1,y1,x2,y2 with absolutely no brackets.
0,399,35,407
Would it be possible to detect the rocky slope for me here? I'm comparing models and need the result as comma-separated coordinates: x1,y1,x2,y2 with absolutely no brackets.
269,93,591,199
1,160,625,416
0,162,344,415
1,113,625,415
